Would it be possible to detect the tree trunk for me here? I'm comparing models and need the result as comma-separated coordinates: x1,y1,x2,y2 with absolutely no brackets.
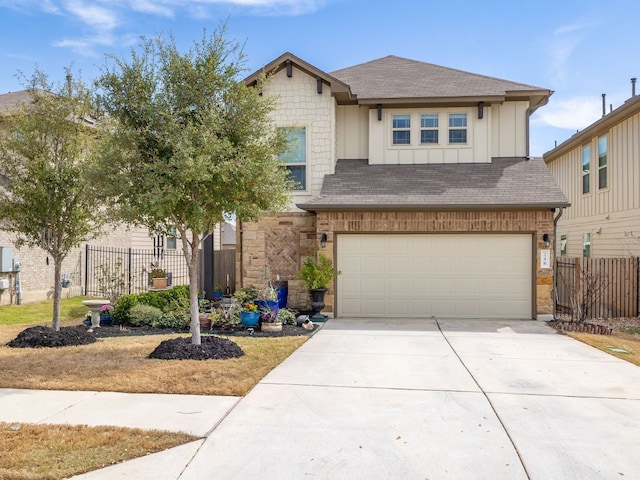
52,256,62,331
182,231,202,346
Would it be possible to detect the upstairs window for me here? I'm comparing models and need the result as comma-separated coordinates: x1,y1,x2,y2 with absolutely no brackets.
448,113,467,144
280,127,306,190
420,114,439,144
392,114,411,145
598,135,608,189
582,145,591,194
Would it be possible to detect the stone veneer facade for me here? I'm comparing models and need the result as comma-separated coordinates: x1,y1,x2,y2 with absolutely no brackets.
238,209,556,318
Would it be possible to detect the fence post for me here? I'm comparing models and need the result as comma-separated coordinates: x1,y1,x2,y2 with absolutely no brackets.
127,248,132,295
84,244,89,297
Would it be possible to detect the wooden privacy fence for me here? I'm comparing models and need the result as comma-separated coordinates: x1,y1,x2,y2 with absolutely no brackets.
555,257,639,320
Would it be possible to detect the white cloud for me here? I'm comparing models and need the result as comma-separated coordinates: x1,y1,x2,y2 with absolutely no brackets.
544,19,595,85
63,0,119,29
532,96,602,130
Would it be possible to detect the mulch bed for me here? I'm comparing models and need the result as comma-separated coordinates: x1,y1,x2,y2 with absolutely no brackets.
548,320,613,335
549,316,640,336
148,336,244,360
5,322,316,361
7,326,97,348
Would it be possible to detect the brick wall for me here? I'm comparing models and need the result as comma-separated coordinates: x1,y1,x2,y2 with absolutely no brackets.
239,210,556,317
237,213,316,309
0,224,146,305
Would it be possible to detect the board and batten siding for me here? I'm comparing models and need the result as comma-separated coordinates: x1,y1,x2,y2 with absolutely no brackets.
548,108,640,257
348,101,529,166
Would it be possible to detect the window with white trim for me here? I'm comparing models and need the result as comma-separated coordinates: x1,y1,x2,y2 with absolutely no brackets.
560,234,567,256
583,233,591,257
598,135,608,189
420,114,439,144
166,225,177,250
582,145,591,194
392,114,411,145
280,127,306,190
448,113,467,143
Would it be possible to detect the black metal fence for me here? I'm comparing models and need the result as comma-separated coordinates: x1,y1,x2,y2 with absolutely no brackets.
85,245,190,297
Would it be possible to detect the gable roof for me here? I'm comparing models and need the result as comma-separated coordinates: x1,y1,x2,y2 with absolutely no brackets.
244,52,354,103
298,157,569,211
330,55,551,110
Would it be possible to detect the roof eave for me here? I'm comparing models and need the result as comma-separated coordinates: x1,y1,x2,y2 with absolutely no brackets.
297,202,570,212
244,52,354,98
544,94,640,162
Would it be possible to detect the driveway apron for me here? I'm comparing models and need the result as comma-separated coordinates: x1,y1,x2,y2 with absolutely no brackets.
180,318,640,480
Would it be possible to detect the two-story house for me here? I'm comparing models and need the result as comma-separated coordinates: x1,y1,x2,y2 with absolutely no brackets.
239,53,568,320
544,89,640,258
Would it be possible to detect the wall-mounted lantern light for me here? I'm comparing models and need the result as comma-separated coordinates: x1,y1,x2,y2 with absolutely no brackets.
542,233,550,248
320,233,328,249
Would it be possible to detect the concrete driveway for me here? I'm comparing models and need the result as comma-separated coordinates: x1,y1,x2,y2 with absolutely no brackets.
66,318,640,479
178,318,640,480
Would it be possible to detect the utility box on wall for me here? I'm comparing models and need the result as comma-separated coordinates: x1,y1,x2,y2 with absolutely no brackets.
0,247,14,273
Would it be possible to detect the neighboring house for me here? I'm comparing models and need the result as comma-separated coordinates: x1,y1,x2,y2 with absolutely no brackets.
544,89,640,258
0,90,185,305
239,53,569,319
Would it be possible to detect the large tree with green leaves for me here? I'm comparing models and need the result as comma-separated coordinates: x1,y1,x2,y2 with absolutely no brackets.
0,70,106,330
96,27,291,345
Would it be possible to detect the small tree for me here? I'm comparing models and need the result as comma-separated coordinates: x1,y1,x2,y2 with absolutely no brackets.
96,27,291,345
0,69,106,330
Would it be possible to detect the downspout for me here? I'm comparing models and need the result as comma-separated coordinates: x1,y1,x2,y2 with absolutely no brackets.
525,92,553,157
552,207,564,319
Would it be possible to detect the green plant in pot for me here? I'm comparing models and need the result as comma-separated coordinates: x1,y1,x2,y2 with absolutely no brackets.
150,267,168,289
297,253,340,321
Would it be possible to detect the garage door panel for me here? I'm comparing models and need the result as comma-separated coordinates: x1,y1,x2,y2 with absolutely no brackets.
337,234,532,319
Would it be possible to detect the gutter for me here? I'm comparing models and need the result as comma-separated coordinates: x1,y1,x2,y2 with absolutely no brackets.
552,207,564,319
525,92,552,157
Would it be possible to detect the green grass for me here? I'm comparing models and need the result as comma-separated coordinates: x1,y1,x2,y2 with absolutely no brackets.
0,297,89,326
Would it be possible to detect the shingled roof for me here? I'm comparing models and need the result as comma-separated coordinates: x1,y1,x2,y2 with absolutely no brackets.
331,56,551,109
298,158,569,211
0,90,31,115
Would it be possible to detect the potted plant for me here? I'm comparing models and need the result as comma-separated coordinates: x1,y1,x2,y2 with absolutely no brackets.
297,253,340,321
199,299,212,330
260,305,281,332
239,302,260,327
150,267,168,289
213,283,224,301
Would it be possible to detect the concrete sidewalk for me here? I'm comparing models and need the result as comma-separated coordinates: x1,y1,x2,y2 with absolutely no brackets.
3,318,640,479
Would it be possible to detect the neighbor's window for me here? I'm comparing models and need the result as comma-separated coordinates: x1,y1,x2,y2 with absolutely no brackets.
166,225,177,250
598,135,608,189
280,127,306,190
448,113,467,144
560,234,567,256
583,233,591,257
582,145,591,194
392,114,411,145
420,114,439,144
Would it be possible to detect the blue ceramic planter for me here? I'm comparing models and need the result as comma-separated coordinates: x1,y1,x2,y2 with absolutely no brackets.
240,311,260,327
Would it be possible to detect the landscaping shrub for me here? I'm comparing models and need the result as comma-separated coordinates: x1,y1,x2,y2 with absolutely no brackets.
113,294,138,324
128,304,164,327
277,308,297,325
155,311,190,330
137,285,190,313
113,286,191,325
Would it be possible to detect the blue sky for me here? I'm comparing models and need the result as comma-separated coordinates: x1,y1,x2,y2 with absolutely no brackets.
0,0,638,156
